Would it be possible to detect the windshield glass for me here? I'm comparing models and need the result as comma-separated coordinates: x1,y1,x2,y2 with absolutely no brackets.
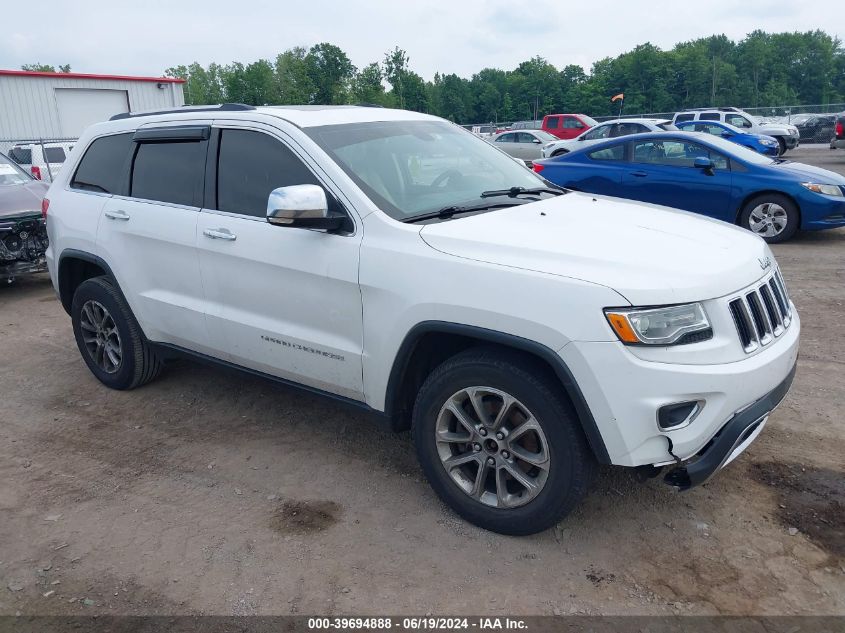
305,120,547,220
533,130,559,142
581,115,599,127
697,134,775,165
0,154,31,186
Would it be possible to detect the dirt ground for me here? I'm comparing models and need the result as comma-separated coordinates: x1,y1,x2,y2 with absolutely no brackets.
1,147,843,617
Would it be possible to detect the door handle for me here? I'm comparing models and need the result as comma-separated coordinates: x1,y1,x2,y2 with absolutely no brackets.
104,209,130,220
203,228,237,241
629,171,648,178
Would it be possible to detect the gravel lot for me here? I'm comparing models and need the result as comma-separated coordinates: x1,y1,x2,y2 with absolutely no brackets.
1,146,843,617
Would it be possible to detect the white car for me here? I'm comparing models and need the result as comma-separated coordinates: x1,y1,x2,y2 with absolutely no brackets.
672,108,799,155
45,104,799,535
490,129,559,161
8,141,75,183
541,118,677,158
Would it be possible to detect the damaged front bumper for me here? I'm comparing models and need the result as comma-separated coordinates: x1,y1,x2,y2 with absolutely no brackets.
663,362,796,490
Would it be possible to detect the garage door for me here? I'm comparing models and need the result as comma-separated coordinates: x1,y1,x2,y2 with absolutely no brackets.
55,88,130,137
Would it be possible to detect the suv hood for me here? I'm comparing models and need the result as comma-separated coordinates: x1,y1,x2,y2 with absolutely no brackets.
419,193,772,306
758,122,798,135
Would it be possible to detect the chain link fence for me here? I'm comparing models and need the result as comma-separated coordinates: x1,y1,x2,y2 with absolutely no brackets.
466,104,845,135
0,137,78,183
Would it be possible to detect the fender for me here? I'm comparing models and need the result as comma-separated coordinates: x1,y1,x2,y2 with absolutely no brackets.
384,321,611,464
57,248,122,315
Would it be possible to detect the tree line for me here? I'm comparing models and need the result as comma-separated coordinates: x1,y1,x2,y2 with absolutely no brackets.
25,30,845,124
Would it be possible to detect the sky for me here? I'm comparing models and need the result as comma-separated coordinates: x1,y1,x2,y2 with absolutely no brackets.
3,0,843,80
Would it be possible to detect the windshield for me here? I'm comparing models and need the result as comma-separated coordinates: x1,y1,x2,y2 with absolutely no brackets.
0,154,31,186
581,115,599,127
697,134,775,165
533,130,559,142
305,120,547,221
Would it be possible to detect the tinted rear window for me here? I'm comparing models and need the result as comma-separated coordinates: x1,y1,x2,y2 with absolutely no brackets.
675,114,695,123
71,133,133,194
44,147,66,163
8,147,32,164
130,140,207,207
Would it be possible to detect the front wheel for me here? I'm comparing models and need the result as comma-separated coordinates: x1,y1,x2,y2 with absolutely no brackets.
412,348,596,535
776,137,787,156
739,194,799,244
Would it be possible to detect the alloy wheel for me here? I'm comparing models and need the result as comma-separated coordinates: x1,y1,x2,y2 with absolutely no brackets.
435,387,550,508
79,299,123,374
748,202,788,238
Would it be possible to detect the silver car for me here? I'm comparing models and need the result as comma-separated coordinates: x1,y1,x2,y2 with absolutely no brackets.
541,118,677,157
490,130,559,161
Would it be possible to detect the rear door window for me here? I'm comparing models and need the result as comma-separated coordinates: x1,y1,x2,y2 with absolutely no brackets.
496,133,517,143
699,112,720,121
674,114,695,123
545,117,560,129
130,140,207,206
71,133,133,195
588,144,625,161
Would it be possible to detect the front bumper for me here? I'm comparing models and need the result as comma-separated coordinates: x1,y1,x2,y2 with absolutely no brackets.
663,362,795,490
559,307,800,468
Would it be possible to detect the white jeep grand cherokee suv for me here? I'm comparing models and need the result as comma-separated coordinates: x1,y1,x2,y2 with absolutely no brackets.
45,104,799,535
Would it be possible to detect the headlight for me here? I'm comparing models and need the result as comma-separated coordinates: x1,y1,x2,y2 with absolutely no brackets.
604,303,712,345
760,139,777,146
801,182,843,197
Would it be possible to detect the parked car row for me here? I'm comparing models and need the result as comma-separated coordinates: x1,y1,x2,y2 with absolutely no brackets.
533,131,845,243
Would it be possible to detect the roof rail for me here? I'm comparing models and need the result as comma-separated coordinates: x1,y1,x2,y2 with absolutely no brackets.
110,103,256,121
680,106,741,113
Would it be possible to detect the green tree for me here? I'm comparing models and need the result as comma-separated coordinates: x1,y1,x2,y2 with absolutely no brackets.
274,47,315,104
306,43,355,104
352,63,389,105
21,63,71,72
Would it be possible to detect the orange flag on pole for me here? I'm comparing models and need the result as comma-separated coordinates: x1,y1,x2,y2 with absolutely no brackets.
611,93,624,102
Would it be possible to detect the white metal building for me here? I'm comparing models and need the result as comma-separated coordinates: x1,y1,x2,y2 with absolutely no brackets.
0,70,185,139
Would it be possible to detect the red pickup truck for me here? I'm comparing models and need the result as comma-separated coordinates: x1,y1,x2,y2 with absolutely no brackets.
542,114,598,139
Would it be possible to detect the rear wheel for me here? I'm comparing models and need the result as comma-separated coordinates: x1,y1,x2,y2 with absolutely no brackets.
739,194,799,244
71,277,162,390
412,348,596,535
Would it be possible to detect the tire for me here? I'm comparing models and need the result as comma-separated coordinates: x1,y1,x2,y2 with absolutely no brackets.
71,276,162,390
776,137,786,156
551,149,569,157
412,347,596,535
739,193,799,244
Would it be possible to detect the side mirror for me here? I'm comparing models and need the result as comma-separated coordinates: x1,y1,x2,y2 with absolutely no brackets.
694,157,714,173
267,184,345,231
532,138,542,144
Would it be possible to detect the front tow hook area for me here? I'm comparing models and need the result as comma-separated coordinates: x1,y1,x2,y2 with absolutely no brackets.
662,363,796,492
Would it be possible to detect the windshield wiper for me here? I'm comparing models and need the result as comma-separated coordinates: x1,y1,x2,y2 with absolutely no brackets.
401,200,527,224
480,186,565,198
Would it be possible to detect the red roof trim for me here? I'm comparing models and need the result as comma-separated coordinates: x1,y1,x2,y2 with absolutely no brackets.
0,69,185,83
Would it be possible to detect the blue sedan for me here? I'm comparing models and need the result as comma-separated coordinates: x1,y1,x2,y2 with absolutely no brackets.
675,120,780,156
533,132,845,243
